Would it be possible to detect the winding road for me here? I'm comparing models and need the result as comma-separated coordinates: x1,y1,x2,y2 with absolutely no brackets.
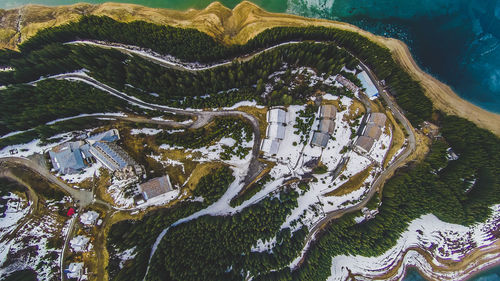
0,39,420,280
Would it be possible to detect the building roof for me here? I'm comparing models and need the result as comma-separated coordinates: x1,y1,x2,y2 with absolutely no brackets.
49,142,87,175
267,108,286,124
267,123,286,140
140,175,172,200
364,123,382,139
368,113,387,127
357,71,379,98
355,136,375,153
318,119,335,135
70,235,90,252
261,139,280,155
80,211,99,225
80,143,93,159
320,105,337,120
311,132,330,148
89,142,136,171
87,129,120,143
65,262,83,279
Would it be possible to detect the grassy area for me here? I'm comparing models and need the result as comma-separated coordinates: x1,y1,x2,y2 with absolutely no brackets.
8,165,67,200
184,162,225,191
235,106,268,137
383,110,405,168
326,165,374,197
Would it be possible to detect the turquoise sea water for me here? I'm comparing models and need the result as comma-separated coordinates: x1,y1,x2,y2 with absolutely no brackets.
1,0,499,113
0,0,499,279
404,266,500,281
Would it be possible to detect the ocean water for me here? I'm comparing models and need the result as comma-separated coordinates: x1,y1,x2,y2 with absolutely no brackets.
403,265,500,281
0,0,498,112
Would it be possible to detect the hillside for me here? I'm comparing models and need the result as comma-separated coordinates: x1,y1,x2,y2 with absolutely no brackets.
1,1,499,136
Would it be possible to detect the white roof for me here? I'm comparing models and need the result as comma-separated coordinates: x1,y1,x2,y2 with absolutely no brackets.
70,235,90,252
267,123,286,140
357,71,379,98
261,139,280,155
80,211,99,225
66,262,83,279
267,109,286,124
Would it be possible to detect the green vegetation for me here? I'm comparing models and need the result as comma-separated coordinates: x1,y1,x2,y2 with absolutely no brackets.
0,117,113,150
145,189,300,281
157,117,252,159
230,174,272,207
107,201,205,281
0,178,27,217
256,115,500,281
193,166,234,205
312,164,328,174
3,269,37,281
0,79,131,135
9,166,66,201
294,104,317,144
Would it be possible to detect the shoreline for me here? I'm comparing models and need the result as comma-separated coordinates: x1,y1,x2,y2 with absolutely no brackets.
0,1,500,279
0,2,498,136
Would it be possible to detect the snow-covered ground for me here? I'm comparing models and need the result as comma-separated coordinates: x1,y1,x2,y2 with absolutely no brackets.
106,178,139,208
115,246,137,269
0,199,67,280
327,205,500,281
130,128,163,135
0,131,76,158
61,161,102,184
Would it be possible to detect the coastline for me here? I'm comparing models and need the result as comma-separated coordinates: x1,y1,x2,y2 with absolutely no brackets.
0,1,499,280
0,1,498,136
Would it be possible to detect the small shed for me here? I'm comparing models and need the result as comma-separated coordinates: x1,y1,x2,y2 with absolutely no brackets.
318,119,335,135
355,136,375,154
65,263,84,280
311,132,330,148
320,105,337,120
80,211,99,226
70,235,90,252
368,113,387,128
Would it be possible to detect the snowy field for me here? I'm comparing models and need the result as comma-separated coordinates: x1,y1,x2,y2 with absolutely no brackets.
0,195,67,280
327,205,500,281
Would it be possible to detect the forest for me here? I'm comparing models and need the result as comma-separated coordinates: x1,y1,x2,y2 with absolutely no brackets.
255,114,500,281
0,15,497,281
1,15,431,125
0,79,133,135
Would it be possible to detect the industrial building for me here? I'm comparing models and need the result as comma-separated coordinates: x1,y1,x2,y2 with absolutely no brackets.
311,105,337,148
355,113,387,154
356,71,379,99
261,108,287,156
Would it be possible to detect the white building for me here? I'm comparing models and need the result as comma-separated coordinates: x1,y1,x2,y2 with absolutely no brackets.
80,211,99,226
70,235,90,252
65,262,84,280
357,71,379,99
267,108,286,124
261,139,280,156
261,108,288,156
